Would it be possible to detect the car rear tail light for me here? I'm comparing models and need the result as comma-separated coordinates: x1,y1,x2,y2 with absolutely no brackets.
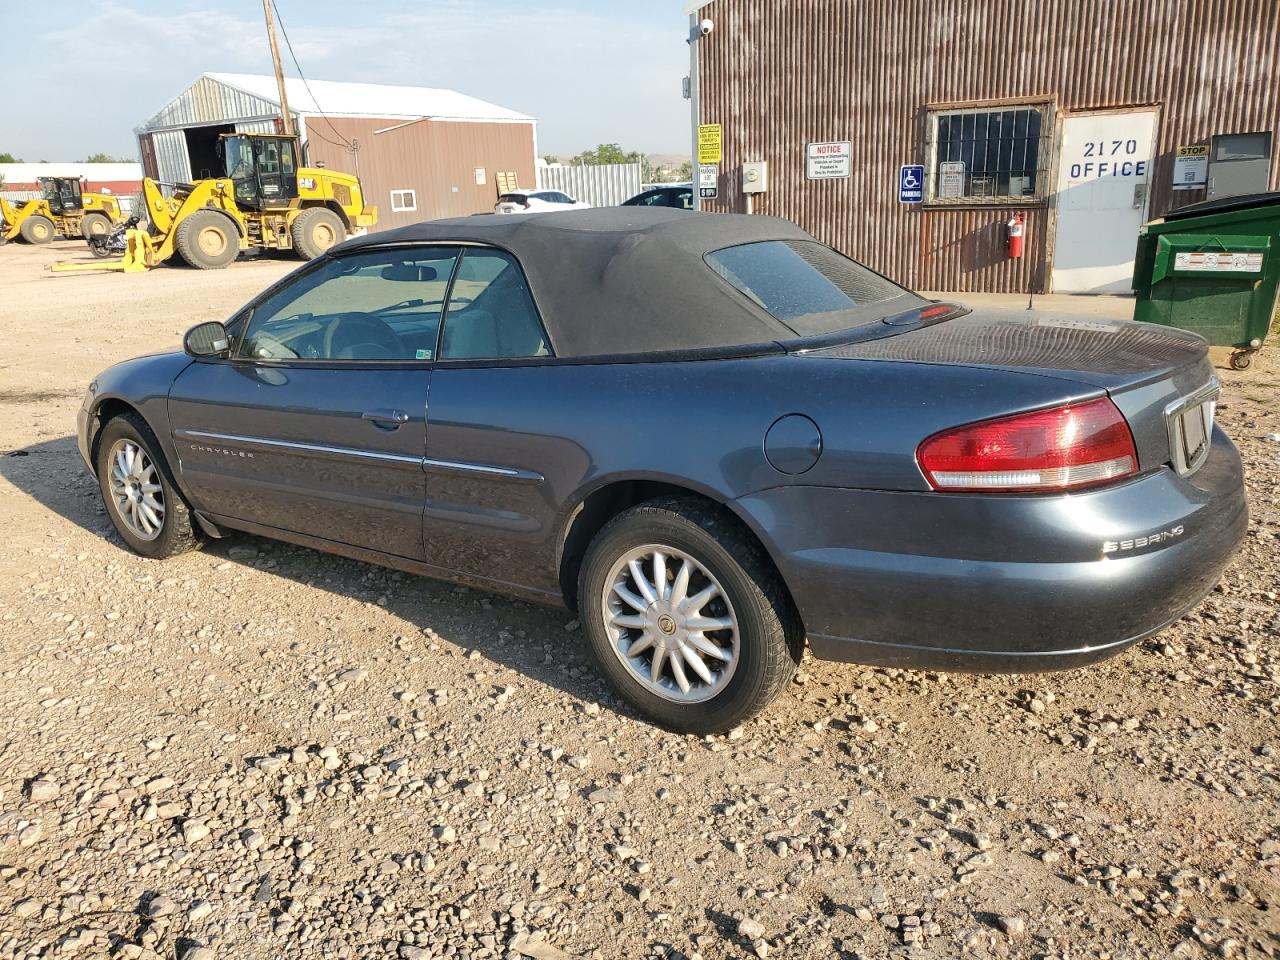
917,397,1138,493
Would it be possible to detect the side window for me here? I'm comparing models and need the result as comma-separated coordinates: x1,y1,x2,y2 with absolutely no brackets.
440,250,551,360
238,247,460,361
638,191,664,206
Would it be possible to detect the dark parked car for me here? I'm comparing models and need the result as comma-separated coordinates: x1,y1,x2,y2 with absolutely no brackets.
622,185,693,209
79,208,1247,733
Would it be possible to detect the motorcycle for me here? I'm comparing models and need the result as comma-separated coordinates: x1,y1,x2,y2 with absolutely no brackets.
87,215,141,259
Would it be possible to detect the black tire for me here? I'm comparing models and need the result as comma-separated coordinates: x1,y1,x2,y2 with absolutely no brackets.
20,214,54,244
290,207,345,260
578,497,802,734
95,413,200,559
1230,351,1253,371
174,209,239,269
80,212,112,239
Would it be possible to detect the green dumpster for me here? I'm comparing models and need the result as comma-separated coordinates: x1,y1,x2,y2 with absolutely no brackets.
1133,191,1280,369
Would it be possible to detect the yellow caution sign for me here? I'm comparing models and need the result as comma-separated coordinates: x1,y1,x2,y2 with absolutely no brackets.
697,124,723,165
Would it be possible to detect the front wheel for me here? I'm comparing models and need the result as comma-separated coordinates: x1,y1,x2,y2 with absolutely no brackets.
20,215,54,244
96,413,200,559
174,209,238,269
1230,350,1253,371
578,498,802,734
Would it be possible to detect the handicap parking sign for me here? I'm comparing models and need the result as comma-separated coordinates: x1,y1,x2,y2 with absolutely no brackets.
899,164,925,204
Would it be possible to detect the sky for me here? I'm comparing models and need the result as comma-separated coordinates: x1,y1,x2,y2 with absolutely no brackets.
5,0,693,162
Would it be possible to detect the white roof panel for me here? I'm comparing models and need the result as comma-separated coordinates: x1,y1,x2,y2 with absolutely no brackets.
206,73,534,123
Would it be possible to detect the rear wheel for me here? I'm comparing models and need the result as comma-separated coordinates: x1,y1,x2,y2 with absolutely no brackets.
80,212,112,239
578,497,802,734
291,207,345,260
20,215,54,244
95,413,200,559
175,210,238,269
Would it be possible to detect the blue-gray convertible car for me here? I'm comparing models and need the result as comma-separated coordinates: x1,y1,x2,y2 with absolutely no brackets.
78,208,1247,733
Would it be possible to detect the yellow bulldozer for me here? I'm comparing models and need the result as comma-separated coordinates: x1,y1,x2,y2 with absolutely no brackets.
1,177,124,244
132,132,377,270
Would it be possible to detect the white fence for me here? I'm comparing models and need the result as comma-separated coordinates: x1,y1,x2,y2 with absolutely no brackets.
536,163,642,207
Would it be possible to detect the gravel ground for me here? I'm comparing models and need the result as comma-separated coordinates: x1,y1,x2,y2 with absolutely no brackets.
0,241,1277,960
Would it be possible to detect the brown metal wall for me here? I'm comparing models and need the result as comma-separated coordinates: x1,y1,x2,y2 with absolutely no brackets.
697,0,1280,292
306,118,536,231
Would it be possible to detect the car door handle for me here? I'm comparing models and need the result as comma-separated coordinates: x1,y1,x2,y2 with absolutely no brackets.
362,409,410,429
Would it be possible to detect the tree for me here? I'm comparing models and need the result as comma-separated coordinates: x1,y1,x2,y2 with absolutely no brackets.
677,160,693,181
572,143,629,166
571,143,654,180
0,152,16,163
83,153,118,163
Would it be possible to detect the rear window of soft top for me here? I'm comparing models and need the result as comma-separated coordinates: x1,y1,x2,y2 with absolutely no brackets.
706,240,923,337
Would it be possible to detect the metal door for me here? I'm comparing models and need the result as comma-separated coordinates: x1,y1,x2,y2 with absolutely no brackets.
1051,109,1159,293
169,362,432,560
1208,132,1273,200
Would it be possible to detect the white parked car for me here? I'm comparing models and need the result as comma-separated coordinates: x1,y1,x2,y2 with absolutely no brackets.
494,190,592,214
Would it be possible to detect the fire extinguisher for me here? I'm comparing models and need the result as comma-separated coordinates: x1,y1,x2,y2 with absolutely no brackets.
1007,212,1025,259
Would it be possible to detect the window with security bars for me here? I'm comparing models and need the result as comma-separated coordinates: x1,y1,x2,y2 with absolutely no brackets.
927,105,1049,202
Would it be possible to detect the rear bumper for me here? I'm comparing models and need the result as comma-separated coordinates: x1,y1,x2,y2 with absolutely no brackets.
735,427,1247,672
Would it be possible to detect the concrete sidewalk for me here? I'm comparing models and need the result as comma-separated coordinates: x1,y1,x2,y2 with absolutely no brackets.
921,291,1135,320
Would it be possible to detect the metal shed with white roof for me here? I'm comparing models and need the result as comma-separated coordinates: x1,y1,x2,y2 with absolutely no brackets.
136,73,537,228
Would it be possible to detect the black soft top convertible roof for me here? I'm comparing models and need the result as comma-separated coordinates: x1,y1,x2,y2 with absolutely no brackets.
331,207,813,358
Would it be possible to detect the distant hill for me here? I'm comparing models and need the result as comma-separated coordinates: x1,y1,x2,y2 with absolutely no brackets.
646,153,691,170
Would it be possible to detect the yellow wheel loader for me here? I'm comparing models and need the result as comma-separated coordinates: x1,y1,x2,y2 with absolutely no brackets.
1,177,124,244
136,133,377,270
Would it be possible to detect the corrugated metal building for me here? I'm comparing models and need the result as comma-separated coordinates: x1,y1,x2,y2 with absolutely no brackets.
685,0,1280,293
135,74,536,229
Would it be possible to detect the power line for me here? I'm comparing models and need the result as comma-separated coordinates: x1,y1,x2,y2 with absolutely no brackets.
269,0,356,153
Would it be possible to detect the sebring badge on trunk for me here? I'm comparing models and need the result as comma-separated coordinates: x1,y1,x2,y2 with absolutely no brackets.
1103,525,1185,554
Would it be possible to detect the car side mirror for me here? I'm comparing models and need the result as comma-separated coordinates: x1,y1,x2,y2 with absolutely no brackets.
184,321,230,358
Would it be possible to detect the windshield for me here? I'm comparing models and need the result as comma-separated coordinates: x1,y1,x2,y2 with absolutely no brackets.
224,137,254,181
706,240,923,337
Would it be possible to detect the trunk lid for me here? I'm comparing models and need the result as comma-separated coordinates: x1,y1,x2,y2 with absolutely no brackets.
803,308,1207,389
802,308,1219,477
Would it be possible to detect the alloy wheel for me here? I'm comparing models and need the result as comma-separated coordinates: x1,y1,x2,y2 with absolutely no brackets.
107,439,165,541
601,544,739,703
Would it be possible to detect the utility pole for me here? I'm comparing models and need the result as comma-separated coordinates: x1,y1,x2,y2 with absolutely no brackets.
262,0,294,136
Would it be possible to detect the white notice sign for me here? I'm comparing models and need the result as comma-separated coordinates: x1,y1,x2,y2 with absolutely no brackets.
1172,144,1209,191
1174,251,1263,273
938,161,965,198
698,163,719,199
806,141,851,180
